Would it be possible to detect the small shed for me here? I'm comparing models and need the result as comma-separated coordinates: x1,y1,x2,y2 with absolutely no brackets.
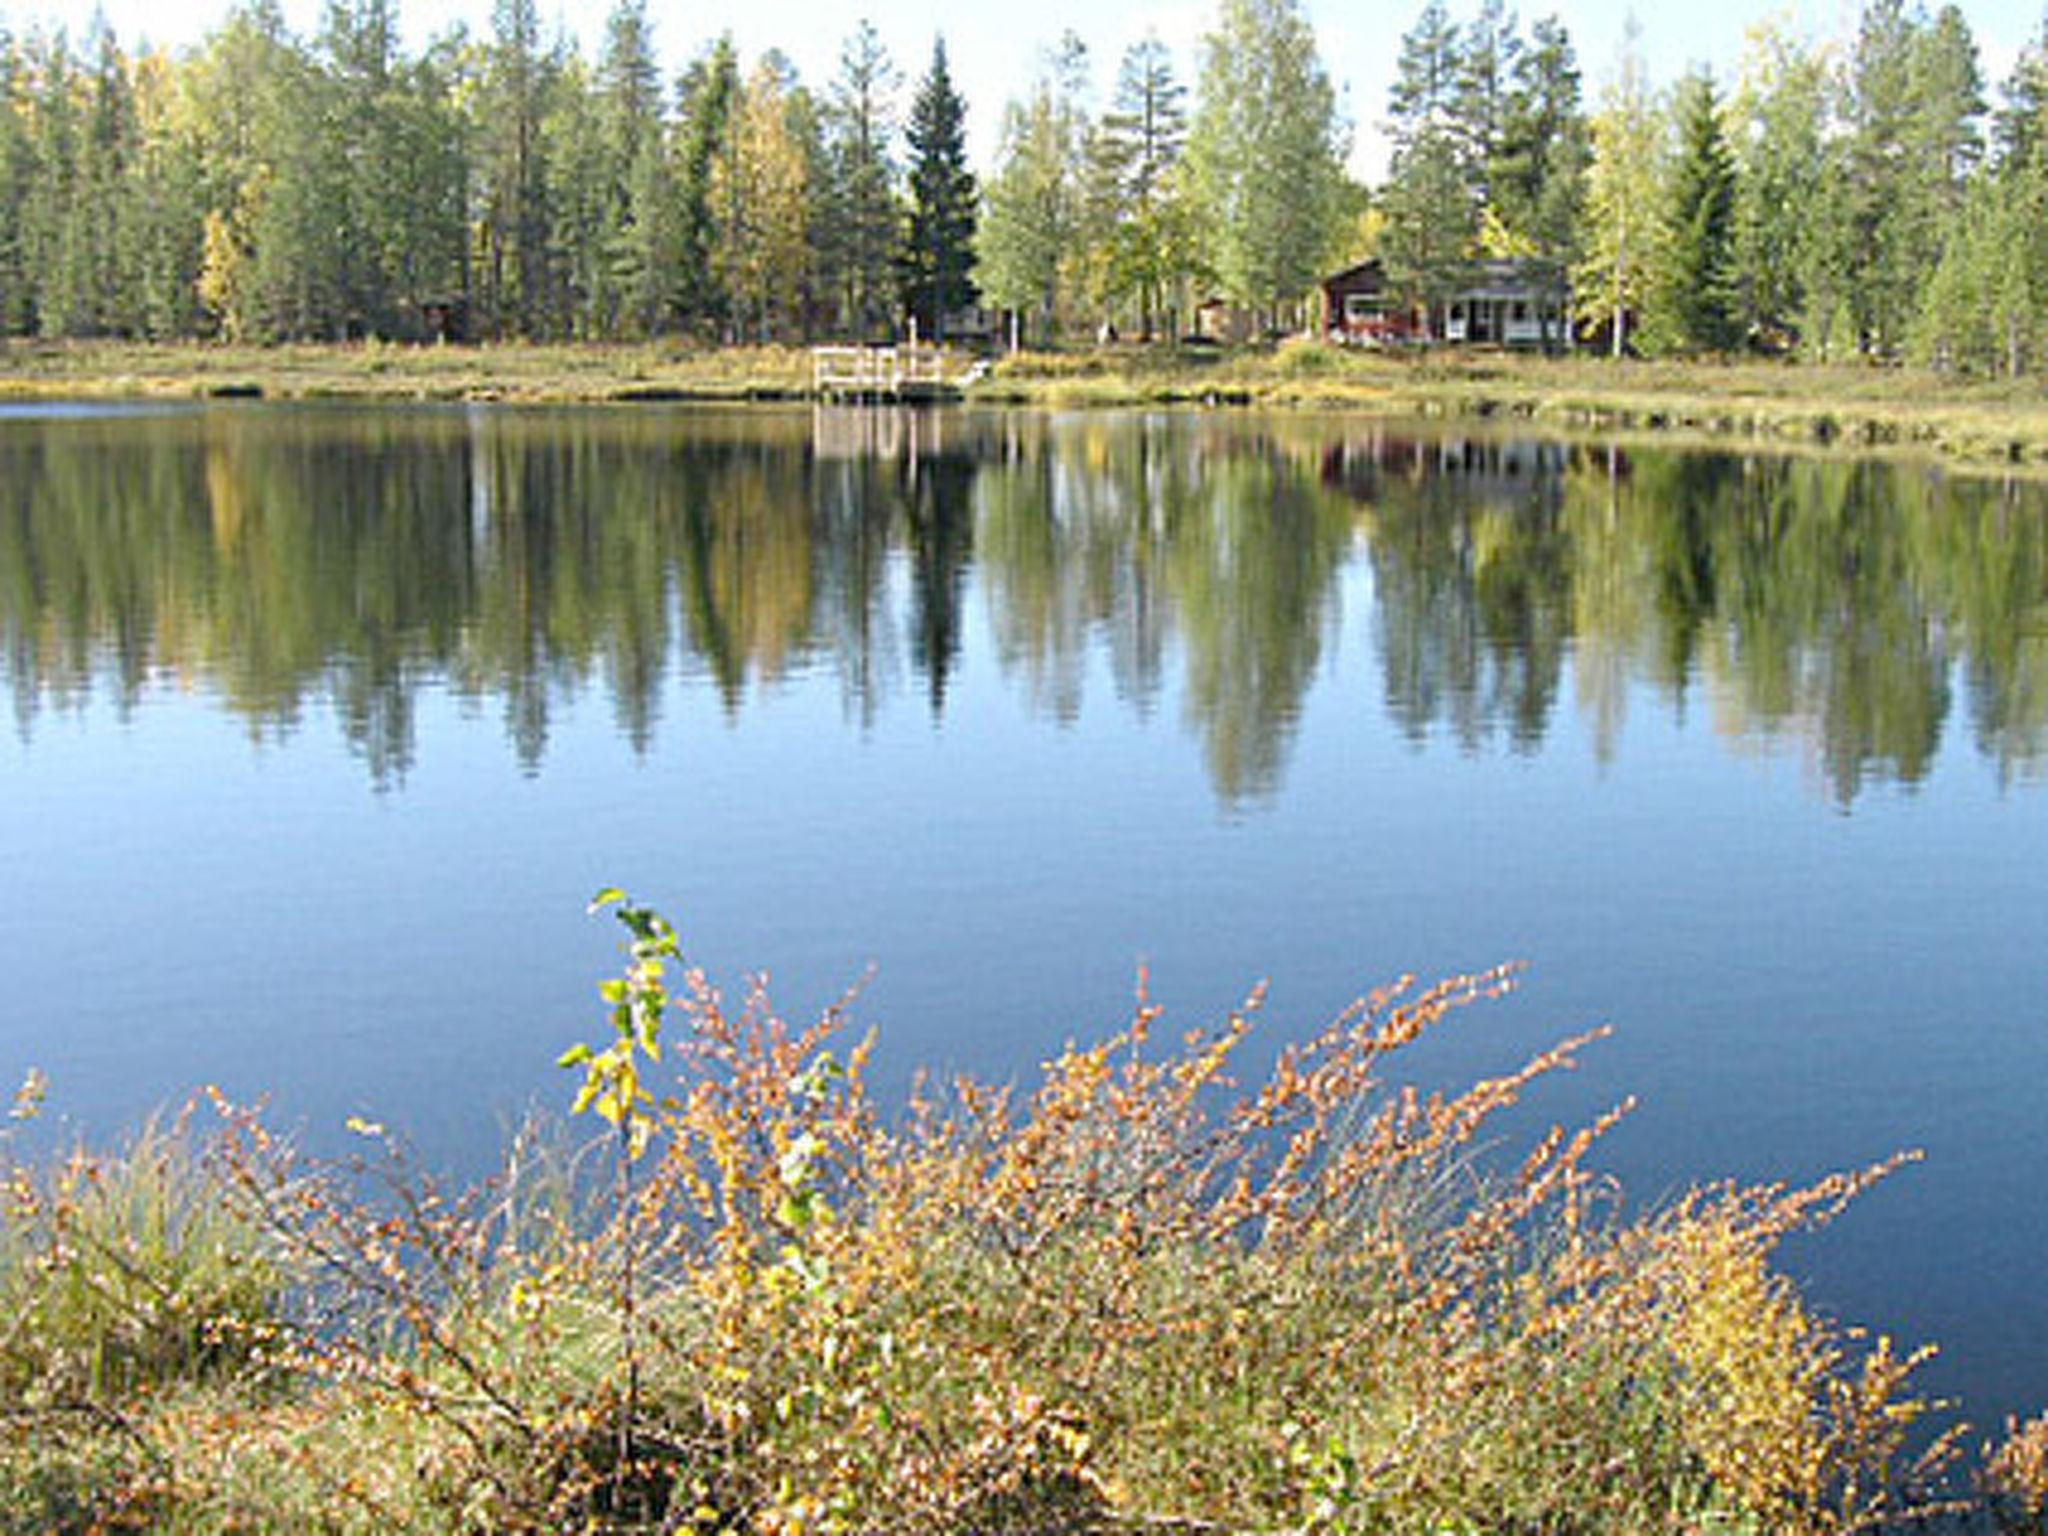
1193,297,1257,346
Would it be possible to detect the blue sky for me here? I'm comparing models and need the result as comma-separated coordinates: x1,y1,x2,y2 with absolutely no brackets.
20,0,2045,178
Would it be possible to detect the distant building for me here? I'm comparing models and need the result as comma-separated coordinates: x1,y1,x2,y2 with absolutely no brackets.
1321,258,1571,351
1193,297,1258,346
419,296,470,344
1321,260,1416,346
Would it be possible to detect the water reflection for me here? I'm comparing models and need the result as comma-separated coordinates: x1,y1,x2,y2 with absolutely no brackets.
4,405,2046,803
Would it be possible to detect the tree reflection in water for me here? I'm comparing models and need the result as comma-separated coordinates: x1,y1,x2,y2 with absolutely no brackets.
4,405,2046,804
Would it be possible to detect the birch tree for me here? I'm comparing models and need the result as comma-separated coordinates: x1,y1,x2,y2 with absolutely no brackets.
1185,0,1346,325
1573,20,1661,355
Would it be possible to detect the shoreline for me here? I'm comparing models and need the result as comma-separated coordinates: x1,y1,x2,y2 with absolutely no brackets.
6,338,2048,467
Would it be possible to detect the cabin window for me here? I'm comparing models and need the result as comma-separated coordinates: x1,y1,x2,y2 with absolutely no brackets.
1344,294,1378,320
1511,301,1529,322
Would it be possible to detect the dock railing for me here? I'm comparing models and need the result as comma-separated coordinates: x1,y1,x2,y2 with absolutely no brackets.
811,344,951,398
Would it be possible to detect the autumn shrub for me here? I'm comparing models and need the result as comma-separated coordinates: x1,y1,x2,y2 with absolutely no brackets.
0,903,1968,1532
1986,1413,2048,1532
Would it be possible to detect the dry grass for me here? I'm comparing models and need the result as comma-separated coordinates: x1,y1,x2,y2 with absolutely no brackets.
0,338,816,403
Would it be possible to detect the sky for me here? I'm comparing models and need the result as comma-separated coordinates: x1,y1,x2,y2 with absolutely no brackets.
14,0,2045,179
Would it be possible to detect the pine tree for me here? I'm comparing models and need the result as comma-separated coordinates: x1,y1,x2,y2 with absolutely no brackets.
1381,0,1474,330
186,2,299,341
899,37,976,340
1096,35,1191,336
75,19,140,334
1455,0,1520,210
1996,12,2048,169
122,49,208,338
0,29,32,333
1493,14,1587,265
477,0,559,337
1842,0,1984,356
1917,33,2048,375
595,0,666,337
546,57,612,338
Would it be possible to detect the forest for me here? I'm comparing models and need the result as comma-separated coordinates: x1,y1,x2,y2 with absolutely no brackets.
0,0,2043,372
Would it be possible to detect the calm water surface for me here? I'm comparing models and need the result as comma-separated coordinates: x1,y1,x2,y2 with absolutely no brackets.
3,402,2046,1428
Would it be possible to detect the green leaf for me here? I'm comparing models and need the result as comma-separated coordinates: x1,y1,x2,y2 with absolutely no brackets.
556,1043,593,1068
588,887,627,914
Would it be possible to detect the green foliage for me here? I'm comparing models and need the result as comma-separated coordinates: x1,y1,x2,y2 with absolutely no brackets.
1087,36,1195,337
1913,161,2048,375
559,890,679,1159
1573,22,1663,354
899,37,978,340
0,0,2032,370
1494,15,1589,265
977,35,1091,340
1185,0,1347,320
672,36,741,339
818,20,900,340
1644,69,1739,354
1379,0,1473,327
1838,0,1986,358
1730,19,1830,350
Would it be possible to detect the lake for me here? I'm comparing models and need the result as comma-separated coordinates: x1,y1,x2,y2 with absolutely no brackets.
3,401,2046,1433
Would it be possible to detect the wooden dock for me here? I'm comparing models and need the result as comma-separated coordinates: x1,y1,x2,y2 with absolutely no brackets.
811,345,969,403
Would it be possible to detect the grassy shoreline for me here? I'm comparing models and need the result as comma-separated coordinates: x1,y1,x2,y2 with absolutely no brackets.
6,338,2048,465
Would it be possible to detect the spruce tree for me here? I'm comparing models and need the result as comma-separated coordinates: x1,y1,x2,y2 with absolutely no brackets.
0,30,27,334
596,0,666,336
1651,68,1739,352
899,37,976,341
673,36,741,337
822,20,899,340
